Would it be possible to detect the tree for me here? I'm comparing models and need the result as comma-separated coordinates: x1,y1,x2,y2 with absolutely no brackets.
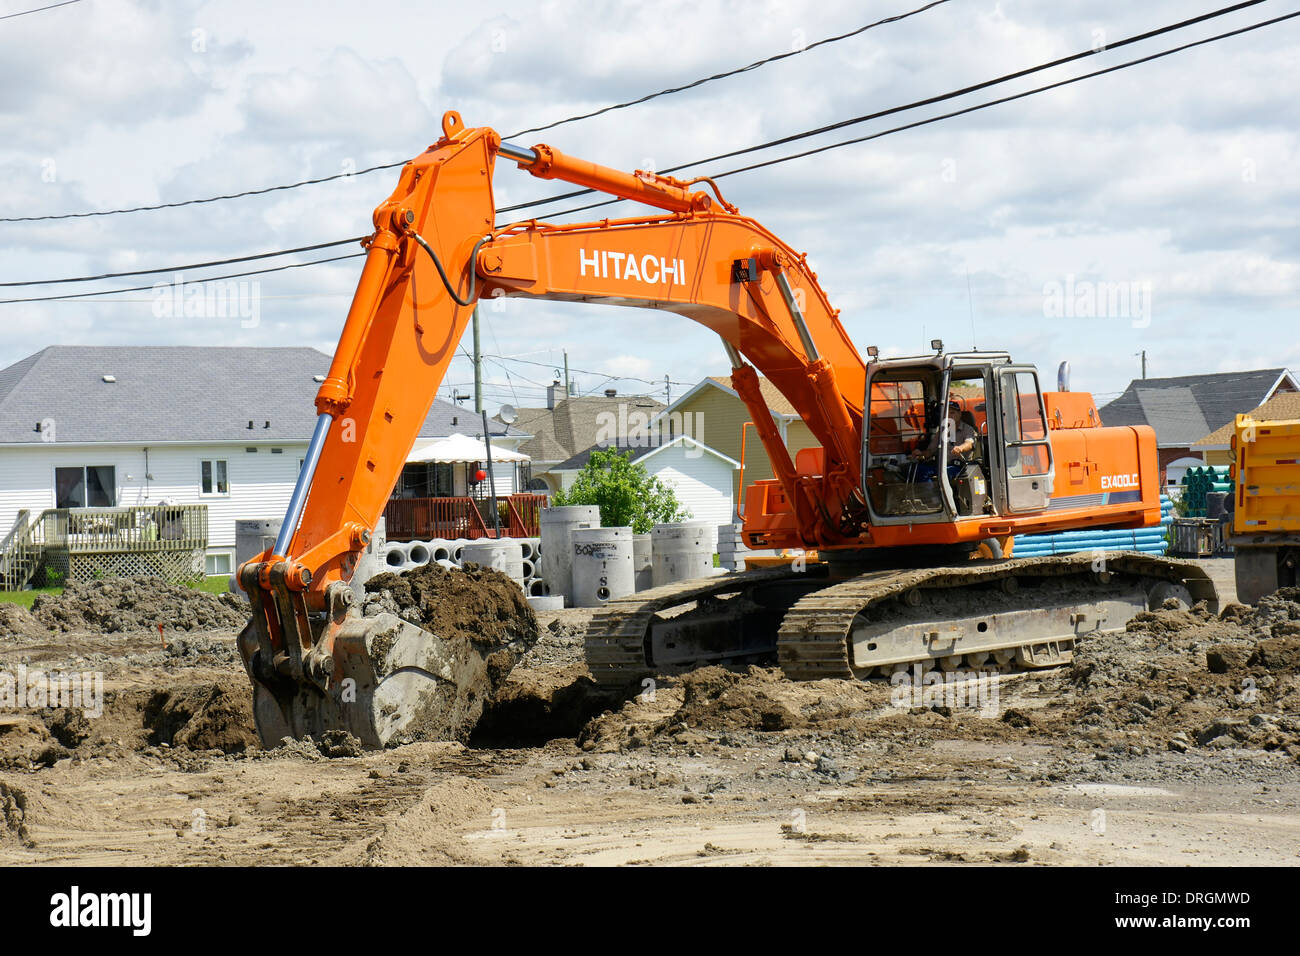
551,448,690,533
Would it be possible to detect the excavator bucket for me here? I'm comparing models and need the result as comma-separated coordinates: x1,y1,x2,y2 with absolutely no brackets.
239,613,497,748
237,565,539,750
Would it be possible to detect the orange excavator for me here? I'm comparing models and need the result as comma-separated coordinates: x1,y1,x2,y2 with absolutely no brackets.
237,112,1217,747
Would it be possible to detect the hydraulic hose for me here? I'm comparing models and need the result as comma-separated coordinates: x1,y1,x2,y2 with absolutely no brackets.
411,232,490,307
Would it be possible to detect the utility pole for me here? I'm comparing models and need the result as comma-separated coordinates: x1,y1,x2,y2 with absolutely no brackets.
563,350,570,397
472,306,483,414
665,373,671,406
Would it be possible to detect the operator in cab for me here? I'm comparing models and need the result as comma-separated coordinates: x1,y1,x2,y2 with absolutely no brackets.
910,399,978,482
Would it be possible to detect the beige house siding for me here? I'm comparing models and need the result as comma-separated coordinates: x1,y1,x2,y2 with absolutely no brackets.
668,386,819,501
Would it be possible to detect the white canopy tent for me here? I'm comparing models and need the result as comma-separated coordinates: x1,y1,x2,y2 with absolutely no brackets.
406,432,530,464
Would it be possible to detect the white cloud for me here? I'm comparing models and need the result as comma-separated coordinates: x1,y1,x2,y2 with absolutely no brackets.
0,0,1297,410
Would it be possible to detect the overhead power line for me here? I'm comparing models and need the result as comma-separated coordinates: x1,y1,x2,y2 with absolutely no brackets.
498,0,1271,214
0,236,366,287
2,5,1288,299
504,0,950,138
482,352,693,388
0,0,83,22
0,253,365,304
534,7,1297,220
0,0,948,224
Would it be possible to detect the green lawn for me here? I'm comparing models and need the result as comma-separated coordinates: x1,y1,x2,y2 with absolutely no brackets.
191,575,234,595
0,586,61,608
0,576,231,607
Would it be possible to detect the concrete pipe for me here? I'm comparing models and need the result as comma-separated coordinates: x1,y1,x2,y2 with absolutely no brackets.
460,540,526,586
651,521,715,587
632,533,653,591
572,527,635,607
231,518,283,596
538,505,600,607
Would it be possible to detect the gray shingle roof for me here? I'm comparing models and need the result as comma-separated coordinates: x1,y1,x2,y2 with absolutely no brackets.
494,394,664,464
1100,368,1294,446
1134,386,1209,446
0,346,527,445
553,434,668,471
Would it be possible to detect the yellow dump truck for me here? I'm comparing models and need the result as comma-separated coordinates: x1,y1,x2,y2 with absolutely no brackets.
1231,413,1300,603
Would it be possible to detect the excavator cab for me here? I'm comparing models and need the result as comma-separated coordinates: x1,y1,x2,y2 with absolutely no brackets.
861,350,1054,525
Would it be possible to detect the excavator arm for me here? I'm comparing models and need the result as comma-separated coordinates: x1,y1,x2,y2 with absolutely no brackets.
258,111,870,602
236,111,872,746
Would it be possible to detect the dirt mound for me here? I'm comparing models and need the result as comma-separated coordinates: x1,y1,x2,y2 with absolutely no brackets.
0,604,45,642
517,613,588,670
575,666,892,753
1056,592,1300,760
472,664,610,746
363,563,536,647
142,680,258,753
0,782,31,847
672,666,807,732
29,577,246,634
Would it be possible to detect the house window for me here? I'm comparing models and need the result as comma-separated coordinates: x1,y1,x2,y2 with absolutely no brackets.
201,459,229,495
397,462,454,497
54,466,116,508
205,552,233,576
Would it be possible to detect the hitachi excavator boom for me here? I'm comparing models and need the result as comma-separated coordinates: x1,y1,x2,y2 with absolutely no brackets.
238,112,1216,748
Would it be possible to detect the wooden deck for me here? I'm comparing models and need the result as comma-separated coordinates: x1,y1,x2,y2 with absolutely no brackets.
383,494,547,541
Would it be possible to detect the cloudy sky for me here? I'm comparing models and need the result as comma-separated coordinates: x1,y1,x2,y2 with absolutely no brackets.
1,0,1296,414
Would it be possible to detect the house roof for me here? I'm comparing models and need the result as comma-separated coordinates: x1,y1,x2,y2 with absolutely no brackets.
1099,368,1297,447
552,433,740,471
1194,391,1300,447
494,393,664,465
0,346,527,445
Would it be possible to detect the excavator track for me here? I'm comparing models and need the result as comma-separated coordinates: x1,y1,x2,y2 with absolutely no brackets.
777,552,1217,680
585,553,1218,688
585,566,826,689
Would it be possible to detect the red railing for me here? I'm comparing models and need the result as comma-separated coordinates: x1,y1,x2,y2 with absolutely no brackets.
507,493,547,537
383,494,548,541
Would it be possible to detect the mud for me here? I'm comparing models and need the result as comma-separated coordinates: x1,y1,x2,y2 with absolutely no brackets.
362,563,539,679
472,664,610,746
0,558,1297,866
142,681,259,753
1050,590,1300,759
28,577,247,634
570,591,1300,764
0,605,45,642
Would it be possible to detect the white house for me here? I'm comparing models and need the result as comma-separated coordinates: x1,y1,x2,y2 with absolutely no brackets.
549,434,740,550
0,346,528,576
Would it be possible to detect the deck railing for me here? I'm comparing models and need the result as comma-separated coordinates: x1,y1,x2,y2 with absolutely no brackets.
383,494,548,541
0,504,208,589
